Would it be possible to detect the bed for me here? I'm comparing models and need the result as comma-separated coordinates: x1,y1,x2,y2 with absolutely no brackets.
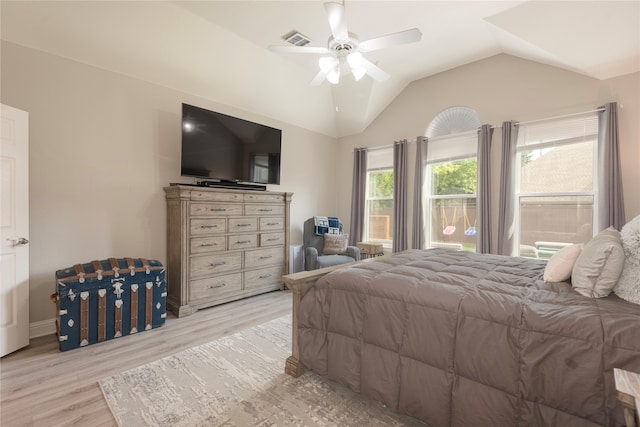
283,249,640,427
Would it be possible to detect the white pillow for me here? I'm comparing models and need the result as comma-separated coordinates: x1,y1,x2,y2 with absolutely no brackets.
614,215,640,304
543,244,583,283
572,227,625,298
323,233,349,255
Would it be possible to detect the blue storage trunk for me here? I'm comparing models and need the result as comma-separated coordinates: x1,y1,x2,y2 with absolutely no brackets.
53,258,166,351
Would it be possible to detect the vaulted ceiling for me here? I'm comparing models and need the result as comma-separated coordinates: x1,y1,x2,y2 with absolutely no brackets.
2,1,638,138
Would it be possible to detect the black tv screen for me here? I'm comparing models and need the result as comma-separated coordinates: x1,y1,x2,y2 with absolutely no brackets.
181,103,282,185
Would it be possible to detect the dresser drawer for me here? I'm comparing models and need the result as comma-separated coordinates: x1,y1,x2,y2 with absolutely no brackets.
245,204,284,216
259,217,284,231
245,247,284,268
190,252,242,277
189,273,242,301
190,236,226,254
244,265,284,289
190,203,242,216
228,234,258,250
260,232,285,247
190,218,226,235
191,191,243,203
244,193,284,203
229,217,258,232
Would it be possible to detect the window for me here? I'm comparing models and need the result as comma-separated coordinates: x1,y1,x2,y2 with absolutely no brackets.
515,114,598,258
425,132,478,251
365,148,393,246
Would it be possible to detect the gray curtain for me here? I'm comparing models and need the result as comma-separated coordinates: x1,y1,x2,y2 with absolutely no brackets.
393,140,408,252
477,125,493,254
349,147,367,246
412,136,428,249
597,102,625,230
497,121,518,256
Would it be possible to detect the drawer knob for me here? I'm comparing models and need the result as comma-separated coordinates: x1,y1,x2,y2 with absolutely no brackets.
209,283,226,289
259,255,273,260
211,208,226,212
267,238,280,242
236,223,252,227
201,243,217,247
266,222,279,226
209,262,226,267
259,208,273,212
236,240,251,244
259,274,272,279
201,225,217,229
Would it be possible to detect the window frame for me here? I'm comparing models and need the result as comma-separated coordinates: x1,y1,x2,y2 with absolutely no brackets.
513,114,599,257
423,130,479,252
364,146,394,247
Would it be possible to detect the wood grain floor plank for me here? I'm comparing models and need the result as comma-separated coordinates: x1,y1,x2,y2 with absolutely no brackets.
1,291,292,427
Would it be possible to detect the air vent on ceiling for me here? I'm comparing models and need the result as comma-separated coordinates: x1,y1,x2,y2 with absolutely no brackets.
283,31,311,47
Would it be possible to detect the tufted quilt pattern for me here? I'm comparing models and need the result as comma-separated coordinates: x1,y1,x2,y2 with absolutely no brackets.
297,249,640,427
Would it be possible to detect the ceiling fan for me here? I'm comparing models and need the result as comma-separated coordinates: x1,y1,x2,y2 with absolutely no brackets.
268,1,422,85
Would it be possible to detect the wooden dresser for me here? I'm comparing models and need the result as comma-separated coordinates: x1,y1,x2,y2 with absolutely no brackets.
164,185,293,317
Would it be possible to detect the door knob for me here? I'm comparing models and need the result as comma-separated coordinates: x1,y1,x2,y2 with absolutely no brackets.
10,237,29,247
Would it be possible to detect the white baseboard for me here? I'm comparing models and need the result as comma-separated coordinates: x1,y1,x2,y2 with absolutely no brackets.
30,318,56,338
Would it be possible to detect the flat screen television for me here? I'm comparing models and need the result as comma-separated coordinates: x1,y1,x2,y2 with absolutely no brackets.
181,103,282,185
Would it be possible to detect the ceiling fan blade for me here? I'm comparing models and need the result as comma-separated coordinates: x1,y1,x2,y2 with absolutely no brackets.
268,45,331,54
360,57,390,82
324,1,349,44
358,28,422,53
311,70,328,86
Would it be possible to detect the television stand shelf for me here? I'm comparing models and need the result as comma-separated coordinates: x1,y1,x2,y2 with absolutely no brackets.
169,181,267,191
164,185,293,317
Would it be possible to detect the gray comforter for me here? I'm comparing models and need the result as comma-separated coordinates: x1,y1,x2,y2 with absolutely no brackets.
297,249,640,426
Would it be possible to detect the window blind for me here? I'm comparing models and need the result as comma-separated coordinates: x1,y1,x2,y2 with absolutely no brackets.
427,132,477,164
517,115,598,149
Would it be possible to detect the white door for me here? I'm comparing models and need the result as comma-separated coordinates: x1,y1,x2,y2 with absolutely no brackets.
1,104,30,357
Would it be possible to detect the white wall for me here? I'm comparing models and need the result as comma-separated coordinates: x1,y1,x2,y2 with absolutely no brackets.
336,54,640,246
1,41,338,327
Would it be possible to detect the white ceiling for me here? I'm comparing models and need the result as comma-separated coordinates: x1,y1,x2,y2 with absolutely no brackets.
2,1,639,138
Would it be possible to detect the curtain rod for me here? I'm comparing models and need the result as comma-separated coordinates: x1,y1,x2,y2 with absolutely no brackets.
515,107,605,127
365,139,416,152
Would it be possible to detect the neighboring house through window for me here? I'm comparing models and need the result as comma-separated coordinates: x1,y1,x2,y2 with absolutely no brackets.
515,113,599,258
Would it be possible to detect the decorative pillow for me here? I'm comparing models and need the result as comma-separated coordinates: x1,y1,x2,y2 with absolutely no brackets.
543,243,584,283
323,234,348,255
571,227,625,298
614,215,640,304
314,216,341,235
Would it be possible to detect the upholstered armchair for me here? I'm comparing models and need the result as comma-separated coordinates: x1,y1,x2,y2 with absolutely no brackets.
303,217,361,271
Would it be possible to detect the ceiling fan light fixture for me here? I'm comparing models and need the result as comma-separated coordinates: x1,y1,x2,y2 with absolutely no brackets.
347,51,363,68
352,67,366,81
327,67,340,84
319,56,336,73
347,51,366,81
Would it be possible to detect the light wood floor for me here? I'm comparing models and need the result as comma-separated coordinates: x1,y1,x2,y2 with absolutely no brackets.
0,290,292,427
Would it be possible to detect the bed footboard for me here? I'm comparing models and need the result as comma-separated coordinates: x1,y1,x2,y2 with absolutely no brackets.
282,261,358,377
283,254,393,377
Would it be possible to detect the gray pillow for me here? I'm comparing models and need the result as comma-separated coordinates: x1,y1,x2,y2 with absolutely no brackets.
571,227,625,298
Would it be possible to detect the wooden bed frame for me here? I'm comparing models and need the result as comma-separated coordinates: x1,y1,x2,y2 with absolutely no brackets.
282,255,390,377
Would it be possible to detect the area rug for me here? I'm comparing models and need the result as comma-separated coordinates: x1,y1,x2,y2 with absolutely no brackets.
99,315,424,426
